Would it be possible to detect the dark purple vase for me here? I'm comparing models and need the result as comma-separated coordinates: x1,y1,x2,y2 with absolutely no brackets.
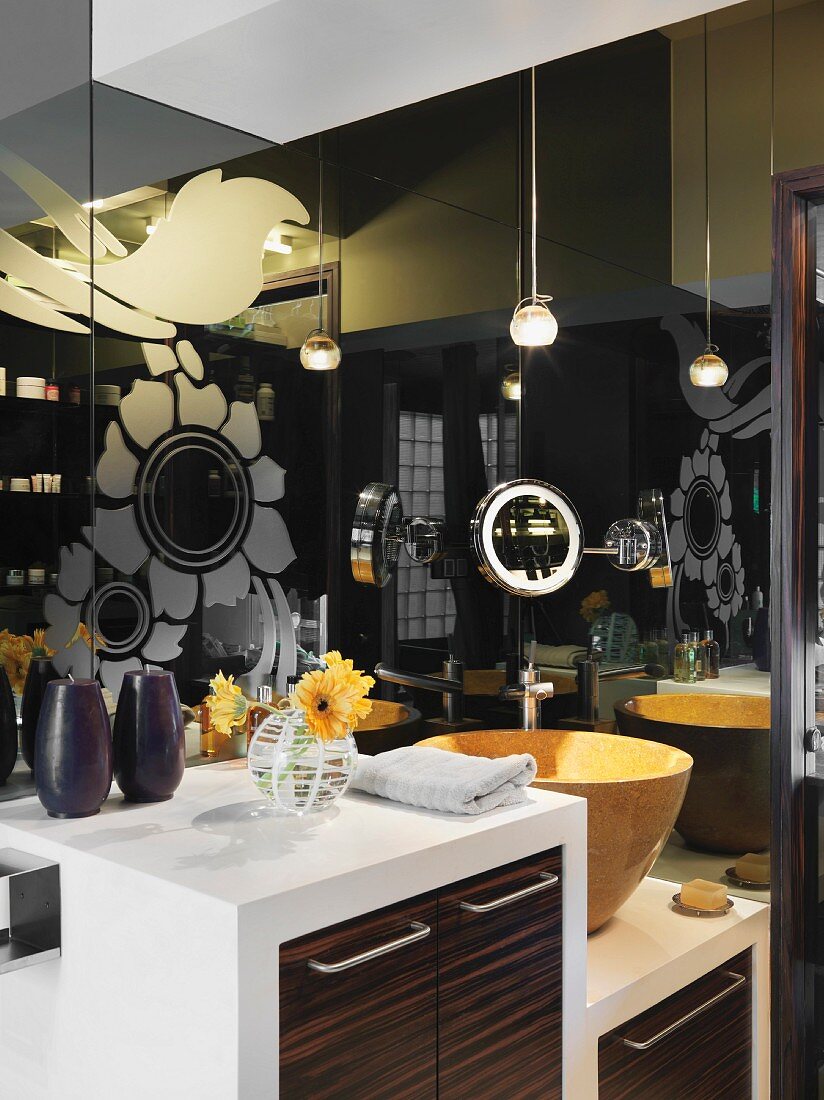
21,658,60,772
0,665,17,783
35,679,113,818
114,670,185,803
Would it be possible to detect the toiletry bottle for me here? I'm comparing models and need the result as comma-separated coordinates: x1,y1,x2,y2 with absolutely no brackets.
690,631,706,680
247,684,273,746
751,585,764,611
674,632,696,684
702,629,720,679
256,382,275,422
655,628,672,677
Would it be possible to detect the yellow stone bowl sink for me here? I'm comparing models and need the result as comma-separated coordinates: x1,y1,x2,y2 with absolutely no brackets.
416,729,692,933
614,694,770,855
352,700,422,755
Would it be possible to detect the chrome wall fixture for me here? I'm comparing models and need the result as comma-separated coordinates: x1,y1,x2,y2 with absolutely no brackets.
350,478,673,598
350,482,447,589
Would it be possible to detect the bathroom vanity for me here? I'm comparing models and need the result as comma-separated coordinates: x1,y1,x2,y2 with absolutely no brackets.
0,764,768,1098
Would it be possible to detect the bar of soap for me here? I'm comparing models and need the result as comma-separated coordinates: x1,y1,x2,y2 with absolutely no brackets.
735,852,770,883
680,878,728,911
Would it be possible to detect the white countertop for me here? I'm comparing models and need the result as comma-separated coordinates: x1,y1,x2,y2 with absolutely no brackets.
0,765,770,1098
653,833,770,904
585,876,769,1097
0,760,585,912
657,663,770,697
0,762,590,1099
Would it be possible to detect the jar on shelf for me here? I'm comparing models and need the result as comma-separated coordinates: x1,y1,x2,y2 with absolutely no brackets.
255,382,275,421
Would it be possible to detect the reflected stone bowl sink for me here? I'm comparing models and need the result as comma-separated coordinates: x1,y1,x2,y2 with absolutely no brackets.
353,700,422,755
614,694,770,855
416,728,692,933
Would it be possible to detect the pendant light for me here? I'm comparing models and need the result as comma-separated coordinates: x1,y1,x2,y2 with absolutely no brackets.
300,146,341,371
690,17,728,388
510,67,558,348
500,369,522,401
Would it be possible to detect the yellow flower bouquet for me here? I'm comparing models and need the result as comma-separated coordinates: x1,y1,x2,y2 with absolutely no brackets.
209,652,374,815
579,589,611,625
0,629,55,694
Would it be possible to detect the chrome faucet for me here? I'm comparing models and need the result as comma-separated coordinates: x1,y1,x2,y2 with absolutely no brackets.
374,656,464,725
575,641,664,723
499,660,553,731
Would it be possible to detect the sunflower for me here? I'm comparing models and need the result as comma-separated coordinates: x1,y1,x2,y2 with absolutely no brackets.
0,632,35,694
208,671,250,736
320,650,375,726
32,629,56,659
580,589,610,624
292,667,358,742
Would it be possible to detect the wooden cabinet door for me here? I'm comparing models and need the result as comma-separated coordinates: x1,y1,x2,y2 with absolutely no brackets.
598,948,753,1100
280,891,437,1099
437,848,564,1100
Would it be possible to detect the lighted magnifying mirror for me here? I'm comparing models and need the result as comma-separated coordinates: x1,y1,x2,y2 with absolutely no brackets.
471,479,584,597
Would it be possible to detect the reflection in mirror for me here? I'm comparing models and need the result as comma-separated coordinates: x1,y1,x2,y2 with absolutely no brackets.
350,483,404,589
472,480,583,598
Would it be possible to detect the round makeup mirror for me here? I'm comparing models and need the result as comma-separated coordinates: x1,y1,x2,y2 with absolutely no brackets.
350,482,404,588
471,479,584,597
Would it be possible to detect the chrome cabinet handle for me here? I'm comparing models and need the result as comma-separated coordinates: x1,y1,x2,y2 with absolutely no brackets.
459,871,559,913
620,970,747,1050
307,921,430,974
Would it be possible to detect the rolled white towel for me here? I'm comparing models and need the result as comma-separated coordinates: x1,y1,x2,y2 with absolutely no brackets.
529,643,588,668
352,746,537,815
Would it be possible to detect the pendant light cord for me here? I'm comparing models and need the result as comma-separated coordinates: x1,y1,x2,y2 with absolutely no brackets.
317,143,324,330
704,15,712,350
530,66,538,303
770,0,775,177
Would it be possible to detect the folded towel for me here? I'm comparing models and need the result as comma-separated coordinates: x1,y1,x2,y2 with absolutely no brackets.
351,746,537,815
528,643,588,669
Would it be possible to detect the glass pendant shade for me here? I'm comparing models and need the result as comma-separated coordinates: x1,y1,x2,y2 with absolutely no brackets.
689,346,728,388
500,370,522,401
509,300,558,347
300,328,341,371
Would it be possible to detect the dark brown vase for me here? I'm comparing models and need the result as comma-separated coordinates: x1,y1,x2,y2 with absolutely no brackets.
114,670,185,803
21,657,60,772
35,678,113,818
0,666,17,783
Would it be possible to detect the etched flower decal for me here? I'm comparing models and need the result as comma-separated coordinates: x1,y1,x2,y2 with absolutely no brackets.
45,341,296,696
669,429,745,624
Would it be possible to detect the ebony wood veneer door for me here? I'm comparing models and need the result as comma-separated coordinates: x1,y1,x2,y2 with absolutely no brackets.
279,891,437,1099
598,948,752,1100
437,848,563,1100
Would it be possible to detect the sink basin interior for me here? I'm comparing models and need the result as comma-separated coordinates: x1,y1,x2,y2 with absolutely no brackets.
620,693,770,730
420,729,691,784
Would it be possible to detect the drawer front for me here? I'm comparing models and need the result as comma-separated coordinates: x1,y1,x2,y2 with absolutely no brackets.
437,848,563,1100
599,948,753,1100
280,891,438,1100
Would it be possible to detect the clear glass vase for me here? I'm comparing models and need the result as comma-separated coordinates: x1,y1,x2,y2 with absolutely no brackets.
246,705,358,816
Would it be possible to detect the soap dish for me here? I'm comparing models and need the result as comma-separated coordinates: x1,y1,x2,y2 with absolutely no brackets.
671,892,734,918
724,868,770,890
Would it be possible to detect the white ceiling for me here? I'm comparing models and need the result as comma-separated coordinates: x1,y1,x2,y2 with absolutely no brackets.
93,0,746,144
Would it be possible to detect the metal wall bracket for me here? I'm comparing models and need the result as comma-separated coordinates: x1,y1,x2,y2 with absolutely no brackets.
0,848,60,974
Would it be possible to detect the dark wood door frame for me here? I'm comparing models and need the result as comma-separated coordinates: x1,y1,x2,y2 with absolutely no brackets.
771,164,824,1098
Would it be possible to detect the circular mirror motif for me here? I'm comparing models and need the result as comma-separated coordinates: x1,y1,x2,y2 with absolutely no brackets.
138,432,253,570
92,582,151,655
